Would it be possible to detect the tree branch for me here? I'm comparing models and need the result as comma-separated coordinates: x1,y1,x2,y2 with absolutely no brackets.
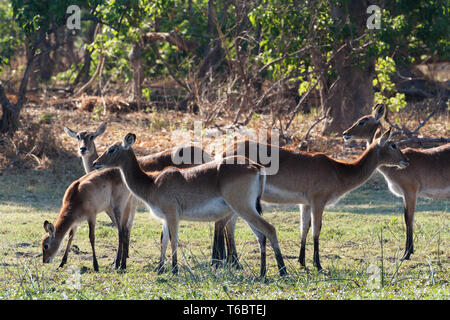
73,54,105,97
398,137,450,147
0,83,14,113
143,31,200,52
150,42,190,92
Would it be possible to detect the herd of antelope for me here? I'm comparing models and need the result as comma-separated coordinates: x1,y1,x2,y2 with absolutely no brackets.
40,104,449,277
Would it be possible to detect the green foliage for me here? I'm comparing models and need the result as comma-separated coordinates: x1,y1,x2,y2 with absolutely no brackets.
1,0,448,113
373,57,406,113
248,1,314,80
0,1,23,71
379,1,450,64
142,87,151,101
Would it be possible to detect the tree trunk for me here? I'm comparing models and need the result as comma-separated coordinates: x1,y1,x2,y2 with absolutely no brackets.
0,47,36,136
322,54,375,135
37,30,52,82
73,22,99,86
129,42,143,108
0,102,20,135
321,0,375,135
197,0,218,78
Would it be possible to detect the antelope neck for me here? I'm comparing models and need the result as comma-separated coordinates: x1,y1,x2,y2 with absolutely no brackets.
82,147,99,173
53,209,77,243
118,150,156,202
336,145,380,191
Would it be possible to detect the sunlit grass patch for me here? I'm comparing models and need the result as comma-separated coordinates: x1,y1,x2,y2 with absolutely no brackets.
0,172,448,299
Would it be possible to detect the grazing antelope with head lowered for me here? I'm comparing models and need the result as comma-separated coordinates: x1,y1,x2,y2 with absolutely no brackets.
58,123,237,270
42,169,130,271
343,103,450,260
222,128,409,271
93,133,287,277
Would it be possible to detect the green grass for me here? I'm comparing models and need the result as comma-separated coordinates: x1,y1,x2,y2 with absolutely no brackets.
0,170,448,300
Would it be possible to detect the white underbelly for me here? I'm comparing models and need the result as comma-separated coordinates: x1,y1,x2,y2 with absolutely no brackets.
182,197,231,221
262,184,309,204
380,168,450,199
146,203,166,220
419,186,450,199
141,195,231,222
325,194,345,207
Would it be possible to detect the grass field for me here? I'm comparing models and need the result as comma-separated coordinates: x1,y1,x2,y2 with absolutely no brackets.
0,166,448,300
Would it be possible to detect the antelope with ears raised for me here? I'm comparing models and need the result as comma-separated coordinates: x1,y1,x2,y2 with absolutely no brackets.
93,133,287,277
343,103,450,260
222,128,409,271
64,122,107,173
46,123,236,271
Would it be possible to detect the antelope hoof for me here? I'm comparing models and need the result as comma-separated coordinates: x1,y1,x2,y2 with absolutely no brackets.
171,266,179,275
314,263,323,272
58,261,66,270
298,259,306,268
400,252,412,261
211,259,223,269
117,267,126,274
155,263,165,274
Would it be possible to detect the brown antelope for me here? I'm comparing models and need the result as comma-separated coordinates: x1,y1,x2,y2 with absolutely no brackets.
47,123,236,271
42,169,130,271
92,133,287,277
342,103,450,260
64,123,130,266
222,128,409,271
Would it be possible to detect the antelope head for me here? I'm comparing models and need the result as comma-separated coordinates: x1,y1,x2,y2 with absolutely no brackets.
93,133,136,170
64,122,107,157
41,220,58,263
371,128,409,169
343,104,386,143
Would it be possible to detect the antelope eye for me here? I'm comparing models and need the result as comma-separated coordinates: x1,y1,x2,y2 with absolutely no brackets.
107,147,116,154
44,244,49,250
77,134,81,140
390,143,397,150
89,135,94,141
358,120,366,126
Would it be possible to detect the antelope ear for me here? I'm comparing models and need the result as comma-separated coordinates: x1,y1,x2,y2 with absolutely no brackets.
122,133,136,149
64,127,78,139
373,104,386,120
378,128,392,146
93,122,107,138
44,220,55,238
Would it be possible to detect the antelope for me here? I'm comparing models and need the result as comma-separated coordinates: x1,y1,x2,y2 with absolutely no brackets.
42,169,131,271
64,123,107,173
92,133,287,277
53,123,237,270
342,103,450,260
222,128,410,271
